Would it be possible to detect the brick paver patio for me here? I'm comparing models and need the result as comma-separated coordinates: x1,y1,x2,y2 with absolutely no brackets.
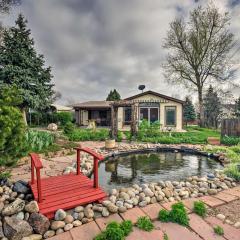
48,187,240,240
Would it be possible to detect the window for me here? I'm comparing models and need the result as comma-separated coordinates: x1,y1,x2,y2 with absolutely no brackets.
140,107,159,123
165,106,176,126
124,107,132,125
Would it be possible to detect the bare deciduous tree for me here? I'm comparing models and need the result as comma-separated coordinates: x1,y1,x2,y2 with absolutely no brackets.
163,4,238,126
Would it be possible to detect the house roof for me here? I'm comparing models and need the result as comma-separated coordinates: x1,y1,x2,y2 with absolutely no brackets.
72,101,112,109
124,90,184,104
51,104,73,111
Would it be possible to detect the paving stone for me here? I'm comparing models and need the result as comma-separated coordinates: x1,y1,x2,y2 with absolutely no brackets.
214,192,238,203
198,196,225,207
95,214,123,231
154,221,202,240
205,216,240,240
70,221,100,240
126,227,164,240
48,231,72,240
120,207,146,224
222,189,240,198
161,201,191,213
141,203,164,220
189,213,225,240
182,198,198,212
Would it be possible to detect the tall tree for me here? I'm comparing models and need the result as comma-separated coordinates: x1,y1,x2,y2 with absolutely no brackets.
163,4,237,127
203,85,222,128
234,97,240,118
0,0,21,13
0,14,54,124
106,89,121,101
183,96,196,125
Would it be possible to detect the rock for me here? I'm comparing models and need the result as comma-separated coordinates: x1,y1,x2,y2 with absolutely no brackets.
12,181,29,194
3,216,33,240
118,206,127,213
92,205,103,212
64,223,73,231
0,202,5,213
25,201,39,213
0,226,4,238
47,123,58,131
2,198,25,216
116,201,124,208
199,187,207,193
139,201,147,207
207,189,218,195
73,220,82,227
22,234,42,240
143,188,154,197
15,211,24,220
162,189,172,198
102,208,110,217
225,219,234,225
55,209,67,221
43,230,55,239
107,204,118,213
51,221,65,230
28,213,50,235
78,212,84,220
119,192,130,200
74,206,84,213
216,214,225,221
64,215,74,224
234,222,240,228
84,208,94,219
109,189,118,195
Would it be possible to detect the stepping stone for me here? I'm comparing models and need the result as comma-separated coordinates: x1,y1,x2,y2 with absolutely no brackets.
48,232,72,240
154,221,202,240
120,207,146,224
214,192,238,203
141,203,164,220
222,189,240,198
95,213,123,231
70,221,101,240
189,213,225,240
182,198,198,212
126,227,164,240
161,201,190,213
198,196,225,207
205,216,240,240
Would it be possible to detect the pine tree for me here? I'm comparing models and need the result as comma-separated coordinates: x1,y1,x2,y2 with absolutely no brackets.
183,96,196,125
203,85,223,128
106,89,121,101
0,14,54,124
234,97,240,118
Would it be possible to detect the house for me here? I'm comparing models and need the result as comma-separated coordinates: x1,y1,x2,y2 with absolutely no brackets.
72,90,184,131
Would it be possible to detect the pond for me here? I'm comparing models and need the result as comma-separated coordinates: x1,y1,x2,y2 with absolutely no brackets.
98,151,223,191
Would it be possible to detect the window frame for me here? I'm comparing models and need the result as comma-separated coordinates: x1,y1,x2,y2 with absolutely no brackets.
165,106,177,127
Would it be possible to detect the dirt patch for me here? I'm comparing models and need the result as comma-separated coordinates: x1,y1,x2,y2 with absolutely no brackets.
208,199,240,223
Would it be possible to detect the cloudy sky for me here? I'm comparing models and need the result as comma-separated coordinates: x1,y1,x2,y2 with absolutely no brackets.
1,0,240,104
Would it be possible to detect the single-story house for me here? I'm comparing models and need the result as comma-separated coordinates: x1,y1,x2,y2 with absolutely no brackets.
72,90,184,131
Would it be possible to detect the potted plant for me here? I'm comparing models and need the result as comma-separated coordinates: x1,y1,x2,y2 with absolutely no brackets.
105,131,116,149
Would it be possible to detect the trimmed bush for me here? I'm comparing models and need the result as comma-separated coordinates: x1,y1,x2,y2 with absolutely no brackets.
136,216,154,232
158,209,170,222
193,201,207,217
53,111,73,125
120,220,133,236
63,122,75,134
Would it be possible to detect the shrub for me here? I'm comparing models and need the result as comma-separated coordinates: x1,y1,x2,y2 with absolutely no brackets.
54,111,73,125
136,216,154,232
158,209,170,222
120,220,133,236
163,233,169,240
224,163,240,181
158,202,189,226
214,225,224,236
0,86,26,166
193,201,207,217
221,136,240,146
63,122,75,134
117,131,123,142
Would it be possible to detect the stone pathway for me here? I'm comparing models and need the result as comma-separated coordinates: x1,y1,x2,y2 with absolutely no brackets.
48,186,240,240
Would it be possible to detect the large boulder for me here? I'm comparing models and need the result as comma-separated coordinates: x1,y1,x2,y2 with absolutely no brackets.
2,198,25,216
25,201,39,213
13,180,29,194
28,213,50,235
3,217,33,240
47,123,58,131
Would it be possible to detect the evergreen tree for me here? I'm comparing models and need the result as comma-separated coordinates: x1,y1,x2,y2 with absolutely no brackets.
106,89,121,101
203,85,223,128
183,96,196,125
0,14,54,124
234,97,240,118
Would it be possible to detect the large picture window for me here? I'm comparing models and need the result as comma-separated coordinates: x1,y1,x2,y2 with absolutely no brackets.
124,107,132,125
165,106,176,126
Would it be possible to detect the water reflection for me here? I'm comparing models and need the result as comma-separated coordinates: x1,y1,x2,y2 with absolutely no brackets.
98,152,223,191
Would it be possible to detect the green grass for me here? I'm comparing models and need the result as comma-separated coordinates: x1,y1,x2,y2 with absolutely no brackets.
193,201,207,217
136,216,154,232
163,233,169,240
214,225,224,236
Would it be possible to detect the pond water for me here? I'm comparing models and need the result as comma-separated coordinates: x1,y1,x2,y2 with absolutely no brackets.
98,151,223,191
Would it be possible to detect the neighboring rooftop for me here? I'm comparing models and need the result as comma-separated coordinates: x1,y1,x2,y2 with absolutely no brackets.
72,101,112,109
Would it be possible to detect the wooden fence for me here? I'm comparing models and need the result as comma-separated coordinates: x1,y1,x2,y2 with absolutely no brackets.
221,119,240,137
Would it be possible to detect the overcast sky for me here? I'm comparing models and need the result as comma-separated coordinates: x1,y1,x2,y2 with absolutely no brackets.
1,0,240,104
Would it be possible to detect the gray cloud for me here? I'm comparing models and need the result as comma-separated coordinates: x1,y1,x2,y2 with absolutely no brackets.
1,0,240,103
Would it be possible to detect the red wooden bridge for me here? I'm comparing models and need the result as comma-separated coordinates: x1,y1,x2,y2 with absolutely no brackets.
29,147,107,219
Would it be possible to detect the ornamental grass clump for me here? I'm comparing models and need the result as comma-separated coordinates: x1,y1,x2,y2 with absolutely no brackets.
136,216,154,232
214,225,224,236
193,201,207,217
158,202,189,226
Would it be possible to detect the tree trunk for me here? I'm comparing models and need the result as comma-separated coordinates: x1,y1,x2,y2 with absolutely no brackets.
198,87,204,127
21,107,28,126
